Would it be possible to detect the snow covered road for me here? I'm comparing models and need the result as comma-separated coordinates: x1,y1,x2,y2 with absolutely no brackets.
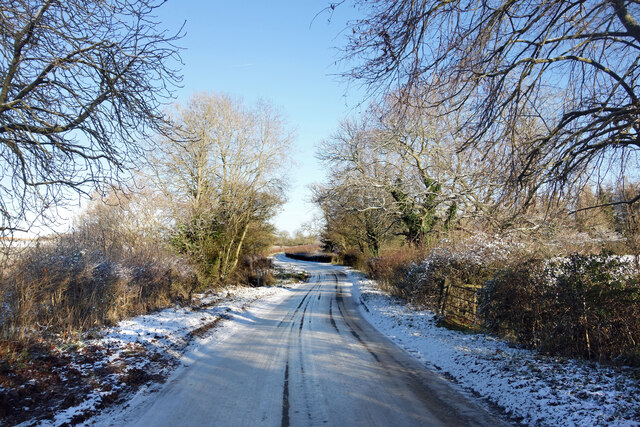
100,255,503,426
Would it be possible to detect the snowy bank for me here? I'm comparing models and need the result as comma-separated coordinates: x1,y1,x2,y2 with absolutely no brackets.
16,284,294,427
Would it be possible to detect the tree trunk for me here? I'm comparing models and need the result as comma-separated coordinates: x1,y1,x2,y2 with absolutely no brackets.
229,221,250,273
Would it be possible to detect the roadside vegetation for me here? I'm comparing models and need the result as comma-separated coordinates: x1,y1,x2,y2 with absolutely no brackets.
0,5,296,421
1,90,292,340
0,96,292,421
1,0,639,423
315,0,640,366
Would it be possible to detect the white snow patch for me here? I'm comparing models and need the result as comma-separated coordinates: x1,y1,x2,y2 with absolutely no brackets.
29,284,293,427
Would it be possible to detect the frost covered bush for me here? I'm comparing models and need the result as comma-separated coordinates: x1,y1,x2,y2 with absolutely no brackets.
543,253,640,363
480,257,550,346
368,235,526,327
481,251,640,365
0,230,197,342
371,233,640,365
410,235,524,313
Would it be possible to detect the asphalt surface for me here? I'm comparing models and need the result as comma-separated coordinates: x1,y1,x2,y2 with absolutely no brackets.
104,255,506,426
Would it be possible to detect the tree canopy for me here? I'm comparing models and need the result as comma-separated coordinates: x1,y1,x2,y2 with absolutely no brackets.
0,0,182,235
151,92,293,283
340,0,640,202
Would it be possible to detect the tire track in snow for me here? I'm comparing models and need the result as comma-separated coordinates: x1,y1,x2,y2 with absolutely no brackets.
281,361,290,427
334,272,382,363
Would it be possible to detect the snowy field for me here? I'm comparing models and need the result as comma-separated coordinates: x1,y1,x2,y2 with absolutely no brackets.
346,268,640,426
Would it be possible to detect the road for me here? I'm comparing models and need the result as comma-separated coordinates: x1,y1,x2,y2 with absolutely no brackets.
106,255,505,426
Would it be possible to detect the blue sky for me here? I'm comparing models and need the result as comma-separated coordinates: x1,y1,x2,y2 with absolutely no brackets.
155,1,365,234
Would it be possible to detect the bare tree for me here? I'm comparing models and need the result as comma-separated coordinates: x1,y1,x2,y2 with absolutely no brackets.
338,0,640,204
0,0,182,235
317,90,511,247
312,180,397,256
74,182,172,257
151,92,293,282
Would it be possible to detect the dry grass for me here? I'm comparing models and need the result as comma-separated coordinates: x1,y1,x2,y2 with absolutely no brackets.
0,194,199,343
0,236,197,342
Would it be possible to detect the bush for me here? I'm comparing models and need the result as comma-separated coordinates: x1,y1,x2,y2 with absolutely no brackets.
0,192,199,342
544,253,640,363
370,234,640,365
367,236,522,320
480,257,549,346
481,252,640,365
341,249,367,270
236,256,275,287
367,248,422,298
0,238,198,341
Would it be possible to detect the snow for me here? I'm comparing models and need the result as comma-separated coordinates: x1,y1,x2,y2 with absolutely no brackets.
28,283,294,427
20,255,640,426
100,285,287,359
345,268,640,426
